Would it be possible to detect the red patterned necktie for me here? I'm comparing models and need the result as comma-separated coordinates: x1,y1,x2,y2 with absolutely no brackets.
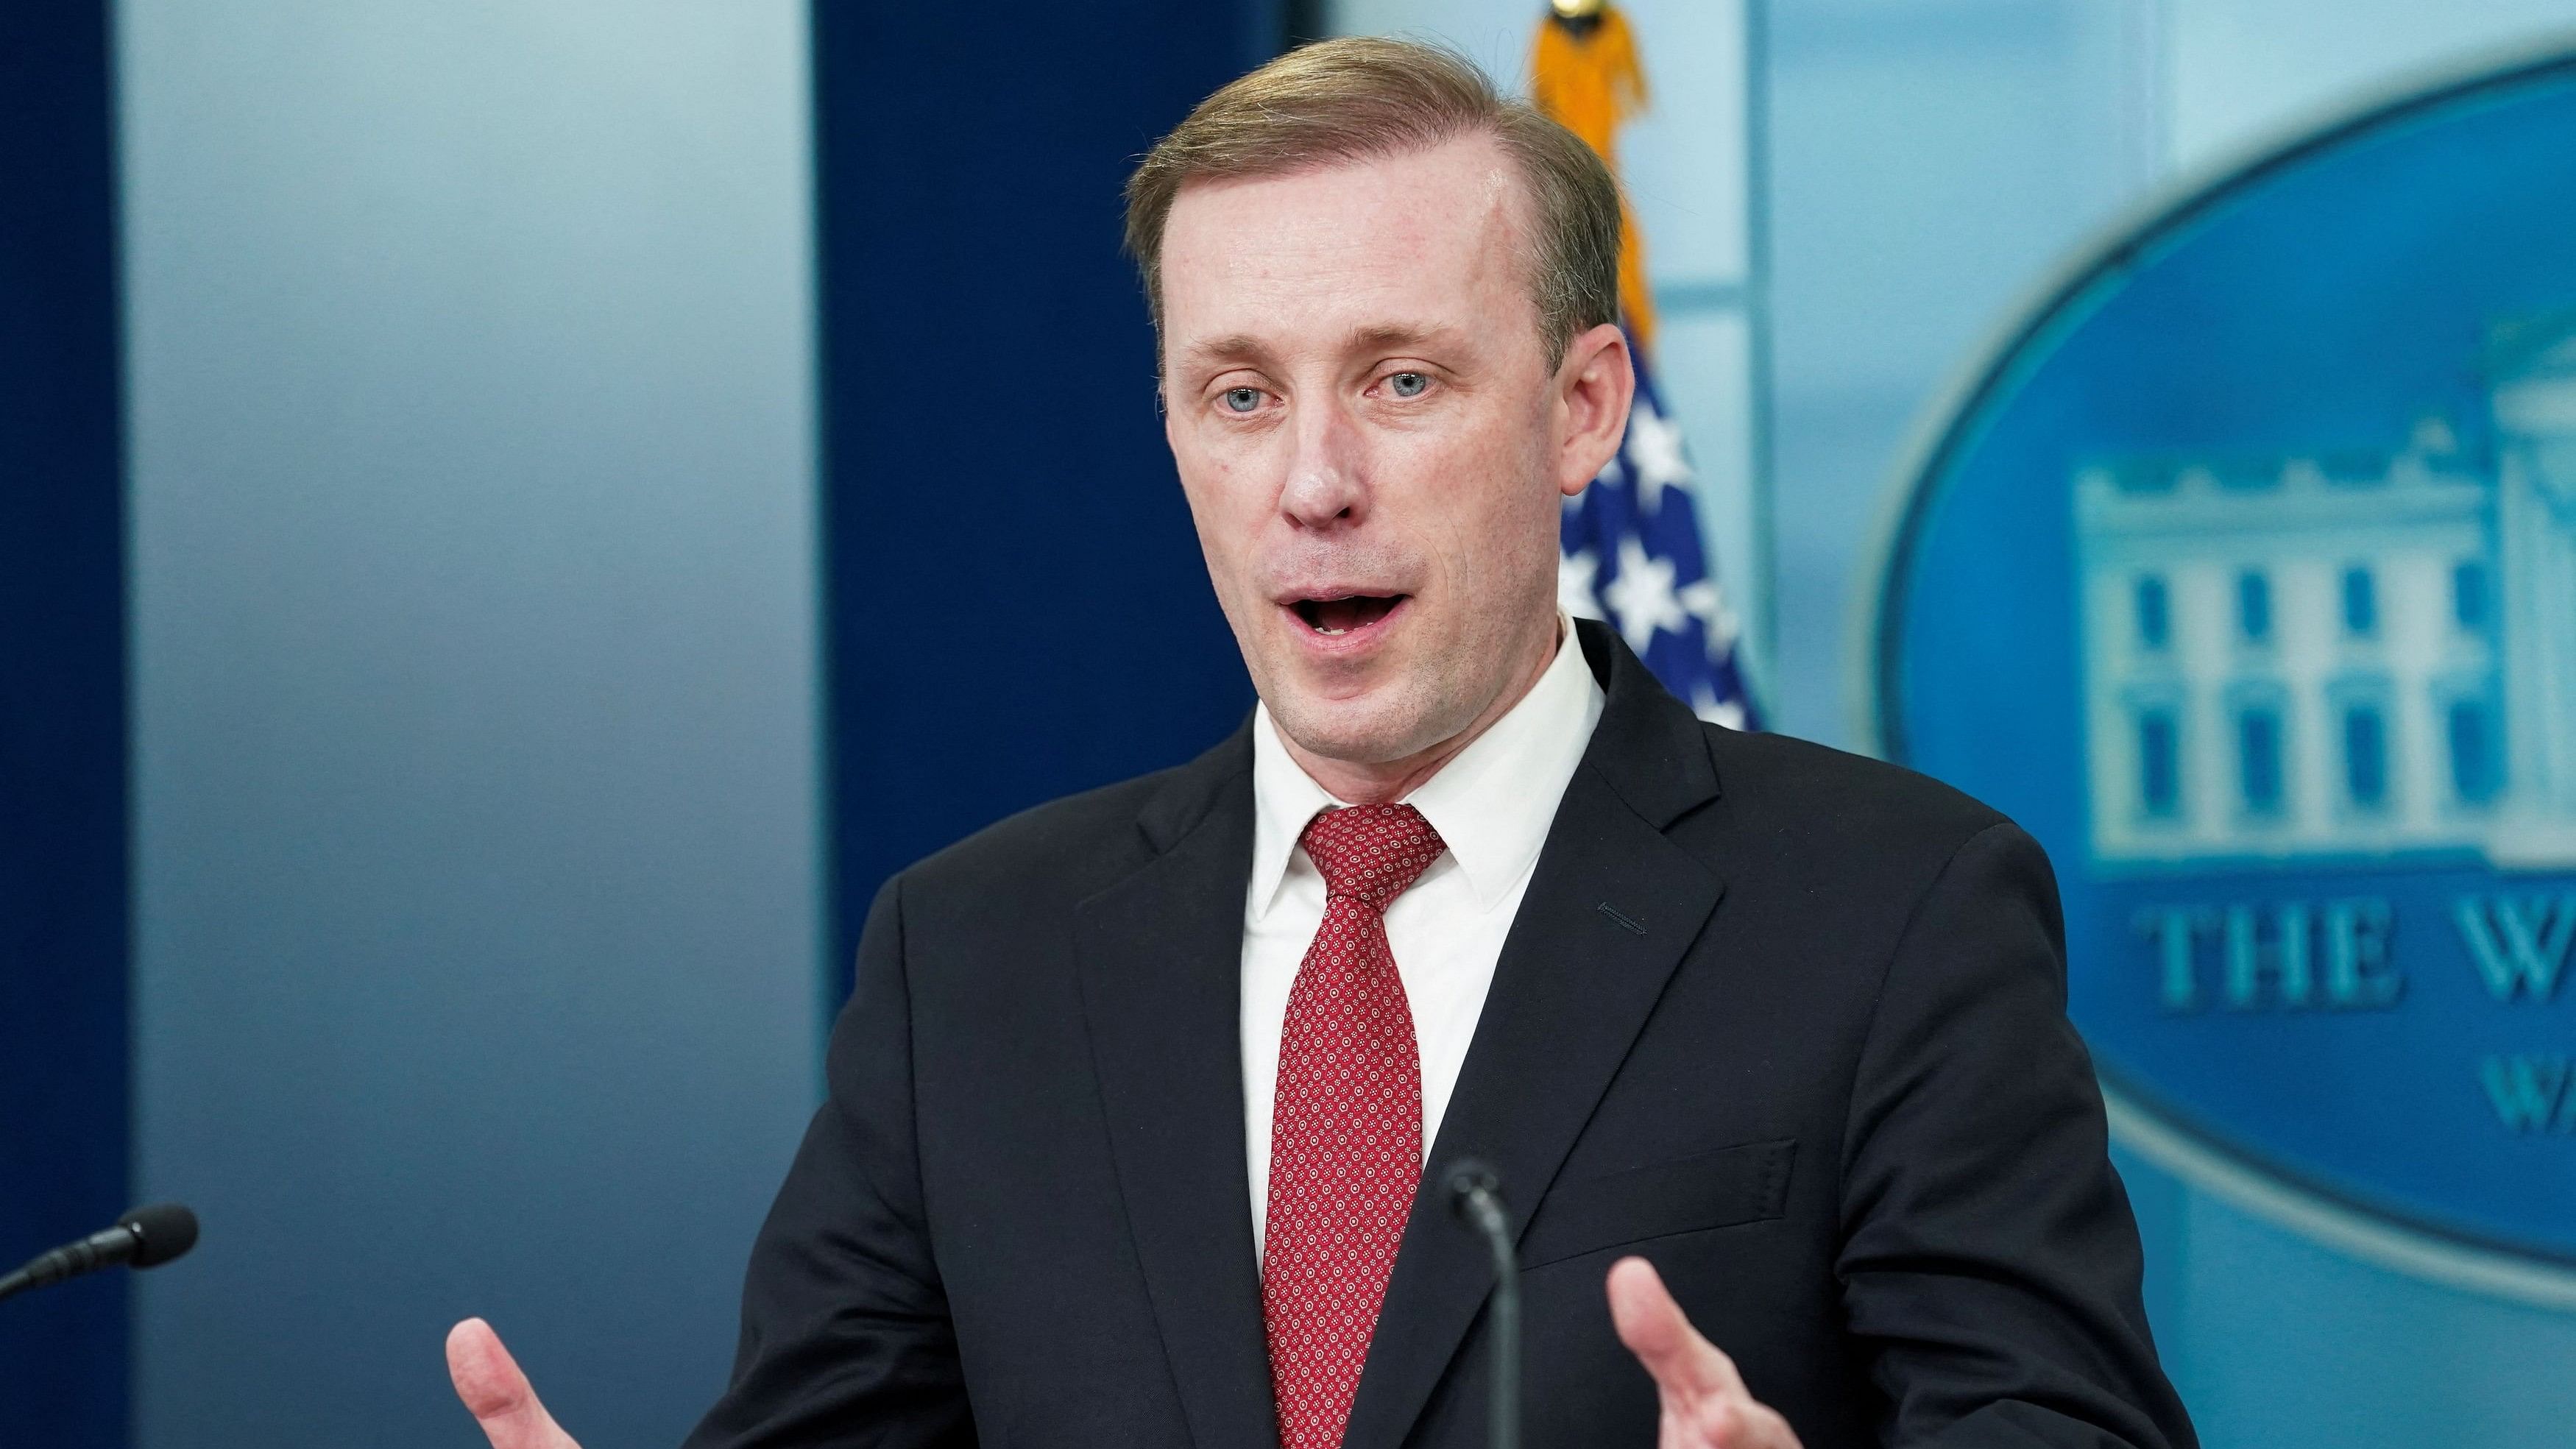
1262,802,1448,1449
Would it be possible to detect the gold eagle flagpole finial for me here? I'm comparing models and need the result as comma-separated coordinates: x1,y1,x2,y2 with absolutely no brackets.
1530,0,1653,350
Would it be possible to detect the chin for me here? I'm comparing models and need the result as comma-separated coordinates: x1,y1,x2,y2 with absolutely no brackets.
1264,680,1451,768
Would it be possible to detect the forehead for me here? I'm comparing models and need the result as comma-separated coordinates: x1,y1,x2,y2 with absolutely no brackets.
1156,135,1536,361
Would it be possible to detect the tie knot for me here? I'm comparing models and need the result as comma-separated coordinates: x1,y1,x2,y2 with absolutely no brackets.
1299,804,1446,912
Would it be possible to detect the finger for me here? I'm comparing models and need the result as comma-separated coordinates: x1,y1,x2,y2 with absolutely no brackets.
446,1318,578,1449
1607,1257,1747,1402
1680,1393,1805,1449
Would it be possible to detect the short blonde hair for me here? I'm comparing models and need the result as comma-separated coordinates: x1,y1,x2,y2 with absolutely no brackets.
1122,36,1622,368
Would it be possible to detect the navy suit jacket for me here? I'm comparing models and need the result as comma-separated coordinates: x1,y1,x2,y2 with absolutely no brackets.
684,621,2196,1448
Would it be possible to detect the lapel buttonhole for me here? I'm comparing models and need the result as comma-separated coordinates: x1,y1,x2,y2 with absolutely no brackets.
1595,901,1646,936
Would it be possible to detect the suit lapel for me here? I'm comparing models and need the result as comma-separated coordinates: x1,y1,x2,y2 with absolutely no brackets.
1342,622,1727,1449
1074,723,1282,1449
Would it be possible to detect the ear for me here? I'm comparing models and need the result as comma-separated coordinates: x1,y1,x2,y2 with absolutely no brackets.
1552,322,1634,497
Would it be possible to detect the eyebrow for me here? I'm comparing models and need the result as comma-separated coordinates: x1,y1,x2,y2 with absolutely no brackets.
1178,333,1273,372
1175,321,1468,375
1345,322,1459,353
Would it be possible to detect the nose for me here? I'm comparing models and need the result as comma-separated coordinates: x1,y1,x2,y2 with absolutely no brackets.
1277,395,1367,532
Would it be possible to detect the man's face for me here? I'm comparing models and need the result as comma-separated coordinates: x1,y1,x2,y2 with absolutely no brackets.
1158,135,1621,768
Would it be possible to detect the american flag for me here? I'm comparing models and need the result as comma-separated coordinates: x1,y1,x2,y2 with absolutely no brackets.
1559,333,1761,729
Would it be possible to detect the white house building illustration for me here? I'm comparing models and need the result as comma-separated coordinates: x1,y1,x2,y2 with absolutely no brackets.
2073,317,2576,870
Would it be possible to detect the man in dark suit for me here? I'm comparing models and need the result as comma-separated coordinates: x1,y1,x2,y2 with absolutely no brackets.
447,37,2195,1449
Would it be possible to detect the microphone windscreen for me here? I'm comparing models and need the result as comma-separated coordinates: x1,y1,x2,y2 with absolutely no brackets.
1444,1159,1502,1215
119,1203,199,1268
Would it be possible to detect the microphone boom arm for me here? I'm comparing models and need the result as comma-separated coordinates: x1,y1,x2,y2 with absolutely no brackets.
1446,1161,1521,1449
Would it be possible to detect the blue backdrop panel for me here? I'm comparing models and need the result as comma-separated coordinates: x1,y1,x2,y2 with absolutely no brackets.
814,4,1278,979
0,2,127,1444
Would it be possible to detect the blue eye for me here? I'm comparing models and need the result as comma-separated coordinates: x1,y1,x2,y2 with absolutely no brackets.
1388,371,1429,398
1222,387,1262,414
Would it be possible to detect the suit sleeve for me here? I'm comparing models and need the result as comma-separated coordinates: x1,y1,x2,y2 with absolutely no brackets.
684,874,977,1449
1836,821,2197,1449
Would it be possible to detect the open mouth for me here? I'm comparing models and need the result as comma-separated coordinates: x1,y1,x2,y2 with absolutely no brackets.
1289,593,1408,637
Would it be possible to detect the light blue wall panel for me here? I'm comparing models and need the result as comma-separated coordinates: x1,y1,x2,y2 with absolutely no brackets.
117,3,821,1444
2160,1186,2576,1446
2169,0,2576,167
1766,0,2156,749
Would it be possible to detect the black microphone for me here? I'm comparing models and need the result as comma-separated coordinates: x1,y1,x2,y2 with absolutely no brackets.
1445,1160,1519,1449
0,1204,199,1303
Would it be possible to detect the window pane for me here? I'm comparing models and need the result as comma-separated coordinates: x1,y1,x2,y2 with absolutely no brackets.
2341,567,2376,635
2240,707,2282,812
2453,561,2489,631
2237,570,2271,642
2139,710,2179,816
2135,575,2169,650
2449,700,2499,803
2343,705,2386,807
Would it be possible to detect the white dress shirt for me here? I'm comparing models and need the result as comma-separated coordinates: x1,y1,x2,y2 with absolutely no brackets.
1241,617,1605,1253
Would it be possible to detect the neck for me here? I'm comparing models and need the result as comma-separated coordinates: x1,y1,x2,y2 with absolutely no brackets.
1281,615,1565,807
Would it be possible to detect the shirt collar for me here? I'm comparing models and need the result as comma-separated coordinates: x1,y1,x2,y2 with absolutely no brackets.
1248,613,1606,921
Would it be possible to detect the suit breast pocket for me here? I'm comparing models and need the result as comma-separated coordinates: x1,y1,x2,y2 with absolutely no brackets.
1518,1138,1797,1269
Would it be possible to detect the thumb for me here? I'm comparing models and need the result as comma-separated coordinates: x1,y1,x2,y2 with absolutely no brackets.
447,1318,580,1449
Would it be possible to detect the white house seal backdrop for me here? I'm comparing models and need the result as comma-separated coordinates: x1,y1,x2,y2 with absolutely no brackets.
1867,44,2576,1294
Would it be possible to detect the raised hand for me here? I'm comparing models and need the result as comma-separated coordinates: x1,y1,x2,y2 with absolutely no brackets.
447,1318,583,1449
1607,1258,1803,1449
